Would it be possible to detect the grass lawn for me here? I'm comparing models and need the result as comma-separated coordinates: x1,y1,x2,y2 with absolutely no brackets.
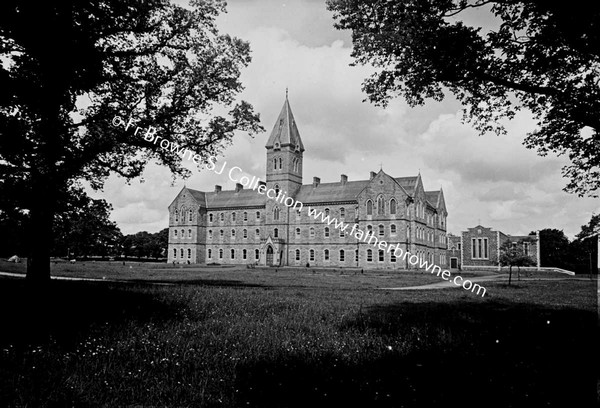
0,262,597,407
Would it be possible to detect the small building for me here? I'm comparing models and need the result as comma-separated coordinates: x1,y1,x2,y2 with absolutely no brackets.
450,225,539,271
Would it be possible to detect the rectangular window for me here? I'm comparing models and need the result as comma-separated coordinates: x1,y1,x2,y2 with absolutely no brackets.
367,250,373,262
472,238,488,259
378,250,384,262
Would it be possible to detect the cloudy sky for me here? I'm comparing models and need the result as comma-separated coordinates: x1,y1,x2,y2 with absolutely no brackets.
90,0,598,239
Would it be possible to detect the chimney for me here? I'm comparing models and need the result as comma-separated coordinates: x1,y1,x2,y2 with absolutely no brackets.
235,183,243,192
340,174,348,185
370,171,376,180
214,185,222,193
313,177,320,187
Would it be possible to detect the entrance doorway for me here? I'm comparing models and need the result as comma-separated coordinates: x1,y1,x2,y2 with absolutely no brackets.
266,245,274,266
450,257,458,269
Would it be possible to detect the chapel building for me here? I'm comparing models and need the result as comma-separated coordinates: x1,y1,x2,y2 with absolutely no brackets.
167,95,448,268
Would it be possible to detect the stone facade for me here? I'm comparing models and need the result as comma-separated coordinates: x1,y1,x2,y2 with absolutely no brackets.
167,96,448,268
456,225,539,270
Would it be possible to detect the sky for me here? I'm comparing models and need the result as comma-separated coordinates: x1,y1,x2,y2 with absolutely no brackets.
89,0,598,239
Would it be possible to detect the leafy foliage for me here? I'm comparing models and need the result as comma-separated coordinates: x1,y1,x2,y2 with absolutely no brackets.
327,0,600,196
0,0,263,280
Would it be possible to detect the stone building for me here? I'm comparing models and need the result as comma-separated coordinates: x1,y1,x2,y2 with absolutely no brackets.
167,95,448,268
450,225,540,270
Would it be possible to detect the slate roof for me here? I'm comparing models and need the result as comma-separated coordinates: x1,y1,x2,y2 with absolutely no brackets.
394,176,418,195
295,180,370,204
186,187,267,209
265,97,305,151
425,191,440,207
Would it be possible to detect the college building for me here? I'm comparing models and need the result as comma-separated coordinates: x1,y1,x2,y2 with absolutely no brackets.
167,95,448,268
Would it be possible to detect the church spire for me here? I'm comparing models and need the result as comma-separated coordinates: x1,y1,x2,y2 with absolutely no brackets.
265,93,305,152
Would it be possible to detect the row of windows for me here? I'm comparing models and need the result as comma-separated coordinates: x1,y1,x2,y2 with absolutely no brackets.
209,211,261,223
174,208,194,223
273,156,300,172
472,238,489,259
174,229,193,238
173,248,192,259
365,197,399,216
207,248,260,261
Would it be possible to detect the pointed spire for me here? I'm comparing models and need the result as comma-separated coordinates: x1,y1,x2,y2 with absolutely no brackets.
265,92,305,151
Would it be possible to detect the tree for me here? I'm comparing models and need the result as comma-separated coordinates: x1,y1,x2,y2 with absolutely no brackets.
499,240,535,285
52,188,122,259
327,0,600,196
538,229,570,269
0,0,263,282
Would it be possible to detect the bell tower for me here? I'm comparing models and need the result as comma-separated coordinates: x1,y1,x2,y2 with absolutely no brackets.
265,92,304,197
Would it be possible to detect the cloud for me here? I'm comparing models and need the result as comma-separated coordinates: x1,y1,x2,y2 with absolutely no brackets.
87,1,599,240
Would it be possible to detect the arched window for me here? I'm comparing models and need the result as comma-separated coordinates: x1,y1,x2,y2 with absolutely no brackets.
256,211,260,220
231,249,235,259
390,199,397,215
309,249,315,261
378,250,384,262
366,200,373,215
378,225,384,236
274,184,280,195
296,228,301,236
324,249,330,261
181,229,184,237
219,229,224,238
180,248,184,258
255,249,260,260
274,228,279,238
209,213,213,222
325,208,329,216
175,210,179,222
220,213,224,222
391,252,396,263
273,157,277,169
339,228,345,238
243,229,248,238
173,248,177,258
174,229,178,238
273,207,280,221
339,249,345,262
295,249,300,261
188,229,192,238
232,212,236,222
377,196,384,215
278,157,282,169
187,249,191,259
208,249,212,259
367,249,373,262
219,249,223,259
189,209,193,221
208,230,213,239
244,211,248,221
324,227,330,238
309,227,315,238
391,224,397,234
367,225,373,236
255,228,260,237
355,249,359,262
231,229,236,238
340,207,345,219
243,249,247,260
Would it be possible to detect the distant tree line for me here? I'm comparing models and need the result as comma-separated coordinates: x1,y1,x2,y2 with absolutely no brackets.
0,192,168,260
539,214,599,274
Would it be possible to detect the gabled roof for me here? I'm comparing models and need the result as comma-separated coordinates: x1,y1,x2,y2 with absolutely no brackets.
295,180,370,204
394,176,418,195
425,191,440,207
265,96,305,151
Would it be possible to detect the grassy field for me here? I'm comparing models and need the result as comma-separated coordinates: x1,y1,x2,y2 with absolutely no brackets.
0,262,597,407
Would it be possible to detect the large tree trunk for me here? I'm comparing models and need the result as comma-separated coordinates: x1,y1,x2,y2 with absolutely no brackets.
26,186,55,284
